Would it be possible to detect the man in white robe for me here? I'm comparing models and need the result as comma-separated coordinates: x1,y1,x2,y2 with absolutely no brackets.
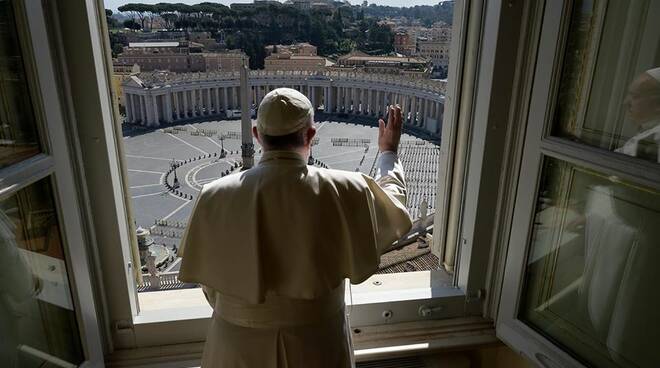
178,88,412,367
616,67,660,162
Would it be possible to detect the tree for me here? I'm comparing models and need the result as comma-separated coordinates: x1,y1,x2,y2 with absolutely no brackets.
161,13,177,29
123,19,141,30
118,4,155,30
105,9,120,29
112,43,124,57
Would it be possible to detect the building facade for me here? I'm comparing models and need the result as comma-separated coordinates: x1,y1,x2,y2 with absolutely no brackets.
333,51,432,79
265,42,318,56
417,39,451,68
122,70,445,135
116,41,248,73
264,53,329,72
203,51,249,73
394,32,416,56
111,61,140,109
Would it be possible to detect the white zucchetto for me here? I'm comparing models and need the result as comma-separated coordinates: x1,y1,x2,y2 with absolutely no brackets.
257,88,314,136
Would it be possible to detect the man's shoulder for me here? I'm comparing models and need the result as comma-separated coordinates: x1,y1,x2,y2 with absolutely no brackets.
199,172,244,196
200,165,374,196
309,166,372,189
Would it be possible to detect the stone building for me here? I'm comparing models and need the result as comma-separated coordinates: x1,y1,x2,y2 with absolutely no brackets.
111,61,140,109
264,52,331,72
265,42,318,57
394,32,416,56
116,41,248,74
332,51,432,79
203,51,250,73
417,38,451,69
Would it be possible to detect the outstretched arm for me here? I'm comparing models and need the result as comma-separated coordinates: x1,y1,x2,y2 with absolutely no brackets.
374,105,407,206
364,106,412,254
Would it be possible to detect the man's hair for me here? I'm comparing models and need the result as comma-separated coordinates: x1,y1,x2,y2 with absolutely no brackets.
261,126,307,150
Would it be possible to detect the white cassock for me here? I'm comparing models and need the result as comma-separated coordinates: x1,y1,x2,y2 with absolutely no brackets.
614,122,660,163
178,150,412,368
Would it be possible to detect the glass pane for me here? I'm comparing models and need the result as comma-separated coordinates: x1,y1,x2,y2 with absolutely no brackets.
520,157,660,367
0,0,41,169
0,178,84,367
553,0,660,164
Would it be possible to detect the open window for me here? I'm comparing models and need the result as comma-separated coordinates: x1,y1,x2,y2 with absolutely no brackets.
26,0,537,362
499,0,660,367
88,0,503,354
0,0,103,365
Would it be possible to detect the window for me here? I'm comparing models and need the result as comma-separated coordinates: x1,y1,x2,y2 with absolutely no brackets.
109,0,460,323
45,0,527,360
0,0,102,365
499,0,660,367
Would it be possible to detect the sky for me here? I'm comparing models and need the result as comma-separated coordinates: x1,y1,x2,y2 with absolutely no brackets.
104,0,444,12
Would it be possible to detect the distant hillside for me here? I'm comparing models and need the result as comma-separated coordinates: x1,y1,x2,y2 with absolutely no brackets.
363,2,454,26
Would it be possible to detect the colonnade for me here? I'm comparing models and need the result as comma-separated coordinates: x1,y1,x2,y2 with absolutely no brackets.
123,70,445,135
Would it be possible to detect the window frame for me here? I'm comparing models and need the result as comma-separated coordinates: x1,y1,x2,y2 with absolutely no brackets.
0,0,104,365
59,0,530,356
497,0,660,367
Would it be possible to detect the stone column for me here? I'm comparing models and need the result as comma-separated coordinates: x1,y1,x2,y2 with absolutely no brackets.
124,93,131,122
198,89,204,116
401,94,408,122
429,100,435,124
144,95,154,126
197,89,203,116
214,88,220,114
223,87,229,111
172,92,179,120
154,95,161,126
165,92,173,123
308,86,315,109
189,89,195,116
124,93,133,122
329,86,335,113
139,95,145,124
323,87,329,113
200,88,206,115
188,90,193,116
420,98,427,127
347,87,352,113
206,88,212,115
412,96,418,125
437,101,443,123
183,91,187,118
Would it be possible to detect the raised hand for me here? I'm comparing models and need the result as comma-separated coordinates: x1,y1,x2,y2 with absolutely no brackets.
378,105,403,153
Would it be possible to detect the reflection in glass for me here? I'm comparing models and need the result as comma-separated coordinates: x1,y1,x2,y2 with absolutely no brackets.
0,0,41,168
0,179,84,367
553,0,660,164
520,157,660,367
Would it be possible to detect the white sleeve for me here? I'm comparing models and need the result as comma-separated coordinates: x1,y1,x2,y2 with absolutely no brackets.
373,151,407,207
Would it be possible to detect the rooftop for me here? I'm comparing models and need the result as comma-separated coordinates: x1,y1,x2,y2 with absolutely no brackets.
128,42,181,48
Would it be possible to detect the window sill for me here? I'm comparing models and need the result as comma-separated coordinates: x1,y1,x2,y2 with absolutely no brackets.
135,270,461,324
108,317,498,367
125,270,468,350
